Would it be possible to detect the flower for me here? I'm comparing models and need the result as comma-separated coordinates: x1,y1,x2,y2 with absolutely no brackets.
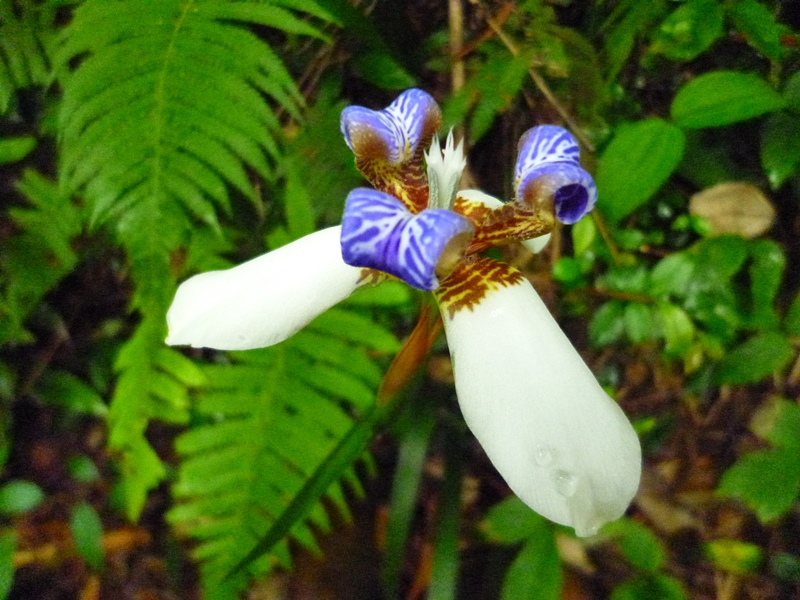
166,89,641,537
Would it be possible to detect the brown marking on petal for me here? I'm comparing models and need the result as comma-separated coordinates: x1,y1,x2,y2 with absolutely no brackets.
467,201,555,255
357,268,390,286
452,195,495,227
435,257,524,319
351,106,442,214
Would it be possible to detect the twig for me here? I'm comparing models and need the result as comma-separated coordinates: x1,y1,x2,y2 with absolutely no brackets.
449,0,465,94
479,2,595,152
591,209,623,265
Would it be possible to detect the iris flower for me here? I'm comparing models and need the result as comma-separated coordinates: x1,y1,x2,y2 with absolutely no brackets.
166,89,641,536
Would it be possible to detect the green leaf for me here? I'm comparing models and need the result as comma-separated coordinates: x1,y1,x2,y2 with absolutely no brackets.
718,400,800,521
500,526,562,600
671,71,786,129
650,0,723,61
70,502,105,571
658,303,695,357
572,216,596,255
604,518,665,571
785,291,800,336
612,574,688,600
714,331,793,385
726,0,783,61
0,480,45,516
624,303,657,344
482,496,549,545
596,119,685,222
704,539,763,573
0,137,36,164
0,530,15,600
603,0,669,81
748,239,785,329
770,553,800,582
383,402,436,596
352,50,416,90
67,456,101,483
761,111,800,189
649,252,695,299
590,300,626,347
37,371,108,417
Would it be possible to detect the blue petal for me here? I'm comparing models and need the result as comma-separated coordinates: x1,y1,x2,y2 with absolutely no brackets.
340,89,440,165
341,188,473,291
514,126,597,224
517,162,598,225
515,126,581,185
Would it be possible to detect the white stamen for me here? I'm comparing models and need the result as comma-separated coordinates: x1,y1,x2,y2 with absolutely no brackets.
425,129,466,210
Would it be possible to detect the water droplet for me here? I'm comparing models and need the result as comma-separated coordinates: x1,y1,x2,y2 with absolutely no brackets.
534,446,554,466
552,470,578,497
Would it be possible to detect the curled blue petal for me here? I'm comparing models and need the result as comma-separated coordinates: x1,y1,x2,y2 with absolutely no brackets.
517,162,598,225
515,125,581,184
341,188,474,291
514,126,596,224
340,89,441,165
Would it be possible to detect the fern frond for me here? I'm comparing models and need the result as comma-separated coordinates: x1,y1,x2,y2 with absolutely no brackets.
56,0,333,235
0,170,82,343
0,0,54,112
109,310,206,520
169,303,402,597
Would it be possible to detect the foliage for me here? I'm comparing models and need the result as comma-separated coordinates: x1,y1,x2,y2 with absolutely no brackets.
0,0,799,598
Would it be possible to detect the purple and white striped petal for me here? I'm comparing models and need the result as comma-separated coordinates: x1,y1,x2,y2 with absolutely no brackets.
340,188,474,291
166,227,363,350
514,126,597,225
341,89,441,166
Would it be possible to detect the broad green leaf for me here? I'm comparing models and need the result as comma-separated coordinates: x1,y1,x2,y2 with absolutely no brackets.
649,252,695,299
604,518,665,571
624,302,657,344
596,119,685,222
748,240,785,328
784,70,800,115
70,502,105,571
761,111,800,189
693,236,748,278
572,216,596,255
718,400,800,521
612,574,688,600
785,291,800,336
714,331,793,385
482,496,549,545
658,303,695,357
704,539,763,573
0,530,15,600
671,71,786,129
0,137,36,164
552,257,583,284
726,0,783,61
590,300,626,347
650,0,723,61
500,527,562,600
0,480,44,516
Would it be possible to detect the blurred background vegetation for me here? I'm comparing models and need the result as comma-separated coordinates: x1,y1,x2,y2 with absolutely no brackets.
1,0,799,598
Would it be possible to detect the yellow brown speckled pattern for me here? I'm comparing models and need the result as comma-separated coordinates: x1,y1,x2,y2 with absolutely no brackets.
467,202,555,254
435,258,524,319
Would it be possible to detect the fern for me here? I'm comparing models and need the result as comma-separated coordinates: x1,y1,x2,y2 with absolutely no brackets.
0,170,83,343
54,0,335,519
56,0,334,233
169,300,402,598
0,0,54,113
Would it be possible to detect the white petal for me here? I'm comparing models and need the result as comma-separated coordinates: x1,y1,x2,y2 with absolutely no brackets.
442,278,641,536
521,233,551,254
426,130,466,210
166,226,363,350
